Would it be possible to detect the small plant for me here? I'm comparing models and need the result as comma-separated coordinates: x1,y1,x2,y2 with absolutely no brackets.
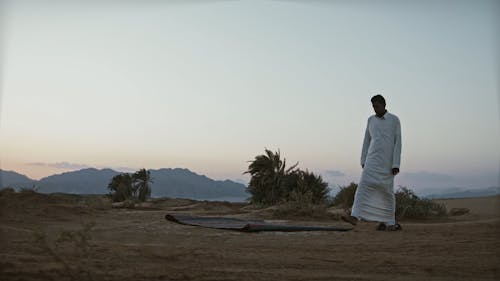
273,190,330,218
19,185,38,194
331,182,357,211
331,184,447,219
292,170,329,204
0,187,16,195
395,187,447,219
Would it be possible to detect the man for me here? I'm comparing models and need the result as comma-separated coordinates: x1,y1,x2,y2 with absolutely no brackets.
342,95,402,231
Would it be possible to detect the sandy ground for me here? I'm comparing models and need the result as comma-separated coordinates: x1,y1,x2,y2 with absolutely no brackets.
1,191,499,281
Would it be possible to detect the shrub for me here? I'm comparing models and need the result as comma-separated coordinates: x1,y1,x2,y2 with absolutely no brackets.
0,187,16,196
19,186,38,194
245,149,329,207
331,184,447,219
108,174,133,202
292,170,329,204
273,190,330,218
245,149,298,205
331,182,357,210
395,187,447,219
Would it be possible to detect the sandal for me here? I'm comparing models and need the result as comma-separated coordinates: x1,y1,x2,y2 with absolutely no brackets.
386,223,402,231
341,215,358,226
376,223,387,231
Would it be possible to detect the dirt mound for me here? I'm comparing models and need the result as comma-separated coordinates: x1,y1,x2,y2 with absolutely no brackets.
0,191,111,220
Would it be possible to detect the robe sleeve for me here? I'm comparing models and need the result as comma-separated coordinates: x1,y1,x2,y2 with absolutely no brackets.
360,118,371,166
392,116,402,169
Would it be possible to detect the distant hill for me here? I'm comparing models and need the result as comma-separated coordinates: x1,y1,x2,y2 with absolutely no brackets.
1,168,248,200
37,168,120,194
149,168,248,200
0,170,36,189
422,186,500,199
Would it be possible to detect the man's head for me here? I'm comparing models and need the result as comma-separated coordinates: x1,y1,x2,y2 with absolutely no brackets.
371,94,386,116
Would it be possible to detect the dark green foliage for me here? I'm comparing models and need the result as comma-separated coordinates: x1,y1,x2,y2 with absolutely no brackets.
245,149,329,206
274,190,330,218
395,187,447,219
108,173,133,202
331,182,358,210
107,168,152,202
0,187,16,195
245,149,298,205
133,168,152,202
331,184,447,219
291,170,329,204
19,185,38,194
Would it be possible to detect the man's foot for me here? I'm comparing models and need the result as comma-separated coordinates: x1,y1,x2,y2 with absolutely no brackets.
341,215,358,226
386,223,402,231
376,223,402,231
376,222,387,231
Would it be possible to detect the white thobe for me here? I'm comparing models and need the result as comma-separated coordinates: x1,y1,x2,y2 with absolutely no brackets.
351,111,402,224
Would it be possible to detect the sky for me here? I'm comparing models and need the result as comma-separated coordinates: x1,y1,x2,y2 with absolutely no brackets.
0,0,499,192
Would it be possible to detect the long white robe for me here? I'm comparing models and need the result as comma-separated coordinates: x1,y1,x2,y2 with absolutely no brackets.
351,111,402,224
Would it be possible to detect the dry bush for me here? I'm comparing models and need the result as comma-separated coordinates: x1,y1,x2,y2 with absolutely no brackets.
331,182,357,211
111,199,136,209
395,187,447,219
245,149,329,206
331,184,447,219
19,187,38,194
82,195,112,210
273,190,331,219
0,187,16,195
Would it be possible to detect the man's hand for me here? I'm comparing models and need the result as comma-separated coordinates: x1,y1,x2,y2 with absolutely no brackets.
392,168,400,175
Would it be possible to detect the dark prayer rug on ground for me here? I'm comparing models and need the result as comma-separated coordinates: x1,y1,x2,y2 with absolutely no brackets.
165,214,353,232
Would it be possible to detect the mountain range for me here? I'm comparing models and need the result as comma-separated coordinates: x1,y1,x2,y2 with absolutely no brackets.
1,169,498,201
419,186,500,199
0,168,249,201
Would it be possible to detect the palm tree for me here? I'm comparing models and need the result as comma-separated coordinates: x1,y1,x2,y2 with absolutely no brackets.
132,168,152,202
245,149,298,205
108,173,133,202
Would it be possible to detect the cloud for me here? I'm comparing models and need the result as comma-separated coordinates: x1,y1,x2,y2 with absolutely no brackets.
110,166,137,173
50,162,91,169
28,162,48,166
323,170,345,177
27,162,91,170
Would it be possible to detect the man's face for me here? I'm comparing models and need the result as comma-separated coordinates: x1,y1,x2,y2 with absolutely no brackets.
372,102,386,116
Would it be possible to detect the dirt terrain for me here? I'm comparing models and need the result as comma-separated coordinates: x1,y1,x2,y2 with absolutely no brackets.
1,190,499,281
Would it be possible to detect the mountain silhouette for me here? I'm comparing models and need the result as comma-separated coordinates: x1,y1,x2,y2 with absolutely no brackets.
0,170,36,189
0,168,248,200
37,168,120,194
149,168,247,199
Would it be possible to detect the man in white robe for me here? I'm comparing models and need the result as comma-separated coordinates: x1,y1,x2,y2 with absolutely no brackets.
342,95,402,231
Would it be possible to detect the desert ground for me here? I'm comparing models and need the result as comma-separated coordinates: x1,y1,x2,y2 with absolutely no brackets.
1,190,499,281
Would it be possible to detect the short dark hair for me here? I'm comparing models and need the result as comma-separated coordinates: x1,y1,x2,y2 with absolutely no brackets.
371,94,386,106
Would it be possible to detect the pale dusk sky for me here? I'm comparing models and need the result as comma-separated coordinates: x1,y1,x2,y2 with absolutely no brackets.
0,0,499,192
